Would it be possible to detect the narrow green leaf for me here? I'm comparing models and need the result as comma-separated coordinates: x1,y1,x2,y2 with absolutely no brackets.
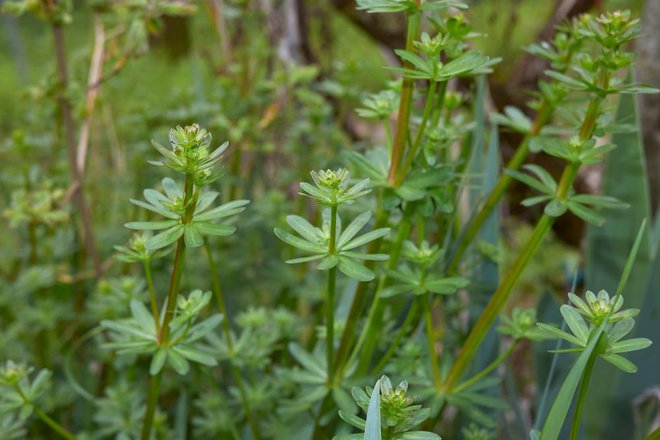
540,323,605,440
608,338,652,354
342,228,390,251
285,255,325,264
364,379,381,440
145,225,184,250
544,199,567,217
286,215,323,243
167,350,190,375
288,343,326,378
338,257,375,282
173,346,218,366
130,198,178,219
194,221,236,237
131,300,156,332
559,305,589,343
600,353,638,373
161,178,183,199
337,212,372,248
317,255,339,270
338,410,366,430
125,220,178,230
566,201,605,226
150,348,167,375
274,228,326,253
194,200,250,222
400,432,441,440
184,224,203,248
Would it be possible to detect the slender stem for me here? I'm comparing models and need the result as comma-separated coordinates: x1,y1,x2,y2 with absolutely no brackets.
203,238,232,347
440,166,574,392
384,117,393,154
203,239,261,440
142,175,194,440
326,267,337,382
569,342,599,440
143,260,159,333
156,239,187,344
387,11,420,184
230,366,262,440
422,293,441,388
327,204,338,382
447,102,553,274
332,207,389,375
453,340,519,393
141,371,162,440
395,80,443,186
440,74,608,391
351,207,414,373
370,300,419,375
34,406,76,440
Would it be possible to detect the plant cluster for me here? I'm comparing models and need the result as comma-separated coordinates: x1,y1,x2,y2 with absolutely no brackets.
0,1,658,439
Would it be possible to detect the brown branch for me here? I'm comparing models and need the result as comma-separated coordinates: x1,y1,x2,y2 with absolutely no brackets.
52,24,102,278
77,17,106,175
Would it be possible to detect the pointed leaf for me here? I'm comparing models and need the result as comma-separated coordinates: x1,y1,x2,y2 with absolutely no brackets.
338,257,375,282
145,225,184,250
274,228,326,253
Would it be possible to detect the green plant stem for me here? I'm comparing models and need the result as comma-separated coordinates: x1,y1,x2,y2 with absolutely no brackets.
143,260,159,333
440,164,577,392
203,238,232,346
370,300,419,375
440,76,607,392
422,293,441,388
453,340,519,393
142,176,194,440
384,118,393,154
447,102,553,274
156,238,187,344
569,344,598,440
429,80,449,129
327,204,338,382
395,80,443,186
202,237,262,440
332,207,389,377
387,10,420,184
34,406,77,440
351,207,414,373
141,371,162,440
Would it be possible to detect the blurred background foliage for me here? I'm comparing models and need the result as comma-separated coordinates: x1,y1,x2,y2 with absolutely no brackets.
0,0,659,438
